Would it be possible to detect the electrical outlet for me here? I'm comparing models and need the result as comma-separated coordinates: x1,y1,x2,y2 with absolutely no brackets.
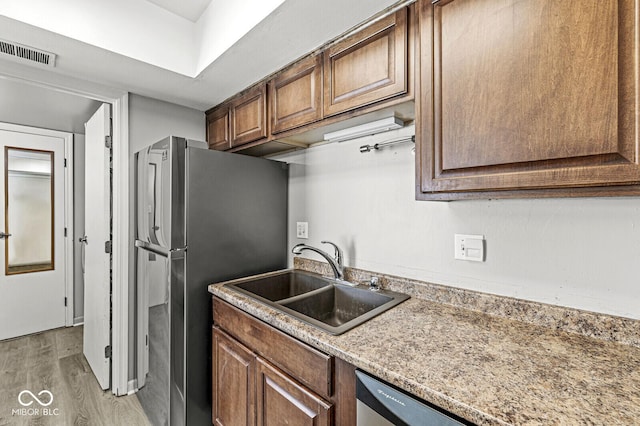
296,222,308,239
454,234,485,262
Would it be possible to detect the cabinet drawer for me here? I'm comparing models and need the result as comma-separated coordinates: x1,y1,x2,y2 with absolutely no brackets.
213,297,333,398
323,7,408,116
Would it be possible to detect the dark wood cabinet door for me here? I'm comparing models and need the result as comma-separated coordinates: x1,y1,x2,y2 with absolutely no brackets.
256,358,332,426
206,106,230,151
212,327,256,426
230,84,268,147
323,8,408,117
270,55,323,134
417,0,640,199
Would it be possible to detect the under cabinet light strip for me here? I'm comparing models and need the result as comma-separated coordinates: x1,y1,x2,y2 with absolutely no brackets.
323,116,404,142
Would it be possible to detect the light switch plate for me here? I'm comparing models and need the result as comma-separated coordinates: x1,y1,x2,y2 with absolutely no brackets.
296,222,308,239
454,234,485,262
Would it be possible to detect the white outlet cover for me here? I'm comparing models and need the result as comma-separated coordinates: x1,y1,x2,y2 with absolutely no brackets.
296,222,308,239
454,234,485,262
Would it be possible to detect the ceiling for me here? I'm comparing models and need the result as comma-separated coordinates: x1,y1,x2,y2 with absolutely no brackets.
145,0,212,22
0,77,102,134
0,0,402,112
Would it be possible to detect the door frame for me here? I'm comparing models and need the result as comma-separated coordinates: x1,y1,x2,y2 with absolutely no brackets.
0,72,130,396
0,121,74,326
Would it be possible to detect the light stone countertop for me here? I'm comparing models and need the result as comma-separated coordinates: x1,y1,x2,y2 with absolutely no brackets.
208,263,640,425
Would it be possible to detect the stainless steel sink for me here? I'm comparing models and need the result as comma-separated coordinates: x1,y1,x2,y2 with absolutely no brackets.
223,269,409,335
232,270,331,301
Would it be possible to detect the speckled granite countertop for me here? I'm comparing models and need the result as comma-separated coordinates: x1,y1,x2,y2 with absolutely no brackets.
208,261,640,425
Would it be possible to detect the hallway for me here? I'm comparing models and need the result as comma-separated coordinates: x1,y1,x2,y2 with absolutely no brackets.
0,326,150,425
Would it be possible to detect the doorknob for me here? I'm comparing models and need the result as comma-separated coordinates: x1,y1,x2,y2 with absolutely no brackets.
0,231,11,239
79,236,88,244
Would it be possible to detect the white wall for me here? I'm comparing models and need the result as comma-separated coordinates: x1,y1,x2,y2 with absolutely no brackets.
127,93,205,379
274,125,640,320
129,94,205,153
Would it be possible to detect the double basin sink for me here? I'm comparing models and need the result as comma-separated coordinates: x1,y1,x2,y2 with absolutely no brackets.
224,269,409,335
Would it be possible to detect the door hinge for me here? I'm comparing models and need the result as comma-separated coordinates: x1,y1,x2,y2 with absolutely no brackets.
64,227,67,237
105,241,112,253
105,345,112,358
64,297,67,307
105,135,112,149
64,158,67,167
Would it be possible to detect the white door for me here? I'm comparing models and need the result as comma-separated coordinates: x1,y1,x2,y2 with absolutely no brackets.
82,104,112,390
0,128,66,341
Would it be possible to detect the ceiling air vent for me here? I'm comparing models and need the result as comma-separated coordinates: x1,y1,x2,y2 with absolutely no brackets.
0,39,56,67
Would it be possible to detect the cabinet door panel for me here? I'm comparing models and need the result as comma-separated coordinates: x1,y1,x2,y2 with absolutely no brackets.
256,358,332,426
417,0,640,198
324,8,408,116
271,55,323,134
207,107,230,151
212,328,256,426
231,85,268,147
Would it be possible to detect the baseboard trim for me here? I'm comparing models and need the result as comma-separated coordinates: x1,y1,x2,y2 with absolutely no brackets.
127,379,138,394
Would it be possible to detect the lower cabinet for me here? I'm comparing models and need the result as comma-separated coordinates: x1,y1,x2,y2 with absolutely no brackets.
256,358,332,426
212,328,256,426
212,327,332,426
212,297,356,425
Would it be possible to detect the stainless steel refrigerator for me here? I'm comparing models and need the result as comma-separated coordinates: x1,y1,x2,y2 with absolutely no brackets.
133,136,288,425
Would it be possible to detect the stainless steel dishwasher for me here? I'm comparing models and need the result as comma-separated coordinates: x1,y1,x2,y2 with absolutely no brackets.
356,370,470,425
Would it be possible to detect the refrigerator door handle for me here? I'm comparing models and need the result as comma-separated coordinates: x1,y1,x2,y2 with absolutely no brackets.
135,239,170,257
168,247,187,260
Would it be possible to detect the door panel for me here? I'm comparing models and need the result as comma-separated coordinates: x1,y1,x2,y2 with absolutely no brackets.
0,129,66,340
212,328,256,426
323,8,408,116
270,54,323,134
417,0,640,198
256,357,332,426
82,103,111,390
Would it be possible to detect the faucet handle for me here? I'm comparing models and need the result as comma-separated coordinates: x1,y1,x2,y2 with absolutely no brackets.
321,241,343,265
368,276,380,292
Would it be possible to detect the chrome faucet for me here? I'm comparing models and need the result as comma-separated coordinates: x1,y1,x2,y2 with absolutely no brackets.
292,241,344,281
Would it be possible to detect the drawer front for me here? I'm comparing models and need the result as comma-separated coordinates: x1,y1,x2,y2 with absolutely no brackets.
213,297,333,398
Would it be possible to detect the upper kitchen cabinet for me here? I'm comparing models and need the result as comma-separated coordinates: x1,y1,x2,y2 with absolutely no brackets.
417,0,640,200
270,54,323,134
323,8,409,117
206,105,230,151
230,83,268,148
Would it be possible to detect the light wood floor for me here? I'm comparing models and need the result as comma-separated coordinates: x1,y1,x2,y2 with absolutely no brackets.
0,326,150,426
